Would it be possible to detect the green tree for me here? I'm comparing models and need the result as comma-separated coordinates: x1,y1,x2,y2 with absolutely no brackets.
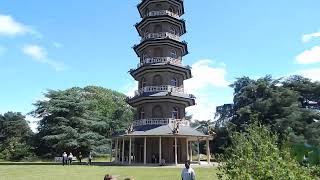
215,75,320,149
0,137,34,161
0,112,33,141
31,86,134,157
282,75,320,107
218,123,316,180
0,112,34,160
192,119,215,135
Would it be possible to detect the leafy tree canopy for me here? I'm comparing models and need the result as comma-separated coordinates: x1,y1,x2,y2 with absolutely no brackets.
214,75,320,151
0,112,33,141
0,112,34,160
31,86,134,157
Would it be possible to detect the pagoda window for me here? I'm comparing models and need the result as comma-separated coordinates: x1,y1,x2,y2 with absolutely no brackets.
156,4,162,9
152,105,163,118
153,74,163,86
170,49,177,58
141,78,147,88
139,107,145,119
169,6,176,14
172,107,179,119
170,78,178,86
169,26,177,35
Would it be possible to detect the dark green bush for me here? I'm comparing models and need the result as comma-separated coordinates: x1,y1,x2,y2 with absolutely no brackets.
218,123,316,180
0,137,35,161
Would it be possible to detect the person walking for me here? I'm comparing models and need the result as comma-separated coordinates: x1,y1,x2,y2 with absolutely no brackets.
62,152,68,166
181,160,195,180
68,153,73,165
88,151,93,165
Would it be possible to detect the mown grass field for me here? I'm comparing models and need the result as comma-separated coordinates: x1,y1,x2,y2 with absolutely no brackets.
0,164,218,180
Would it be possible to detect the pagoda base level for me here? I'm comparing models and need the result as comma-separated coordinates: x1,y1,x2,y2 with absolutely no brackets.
111,136,211,165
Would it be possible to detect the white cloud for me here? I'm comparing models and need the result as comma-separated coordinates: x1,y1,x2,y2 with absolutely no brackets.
186,94,218,121
296,46,320,64
22,44,66,71
25,115,40,133
297,68,320,81
184,60,230,121
124,80,138,97
302,31,320,43
185,59,229,92
23,44,47,60
24,95,50,132
0,14,34,36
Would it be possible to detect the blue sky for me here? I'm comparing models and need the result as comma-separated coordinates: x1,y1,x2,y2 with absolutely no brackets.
1,0,320,130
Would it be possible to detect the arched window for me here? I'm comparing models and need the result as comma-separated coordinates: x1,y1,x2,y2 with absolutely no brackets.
169,26,176,35
156,4,162,9
140,107,145,119
154,24,162,33
141,78,147,88
153,74,163,86
169,6,176,14
172,107,179,119
169,49,177,58
170,78,178,86
152,105,163,118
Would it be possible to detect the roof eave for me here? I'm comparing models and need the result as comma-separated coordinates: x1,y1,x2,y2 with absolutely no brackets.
135,16,186,36
133,39,188,57
137,0,185,17
127,94,195,107
130,64,192,80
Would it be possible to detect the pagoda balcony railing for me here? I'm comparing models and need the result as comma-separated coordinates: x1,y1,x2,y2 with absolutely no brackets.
133,118,190,127
137,57,182,68
142,32,180,42
146,10,180,19
135,85,184,96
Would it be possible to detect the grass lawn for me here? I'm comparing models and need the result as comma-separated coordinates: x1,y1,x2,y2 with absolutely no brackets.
0,164,218,180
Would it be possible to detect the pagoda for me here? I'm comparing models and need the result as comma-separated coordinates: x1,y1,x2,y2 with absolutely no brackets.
112,0,213,165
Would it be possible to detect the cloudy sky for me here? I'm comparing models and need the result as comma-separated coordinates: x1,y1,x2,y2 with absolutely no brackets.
1,0,320,131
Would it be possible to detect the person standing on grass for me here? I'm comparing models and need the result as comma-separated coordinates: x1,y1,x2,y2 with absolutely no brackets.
181,160,195,180
78,152,82,163
88,151,93,165
68,152,73,165
62,152,68,166
151,154,157,164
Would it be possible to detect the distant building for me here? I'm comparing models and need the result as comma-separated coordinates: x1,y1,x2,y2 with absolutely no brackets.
111,0,213,165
